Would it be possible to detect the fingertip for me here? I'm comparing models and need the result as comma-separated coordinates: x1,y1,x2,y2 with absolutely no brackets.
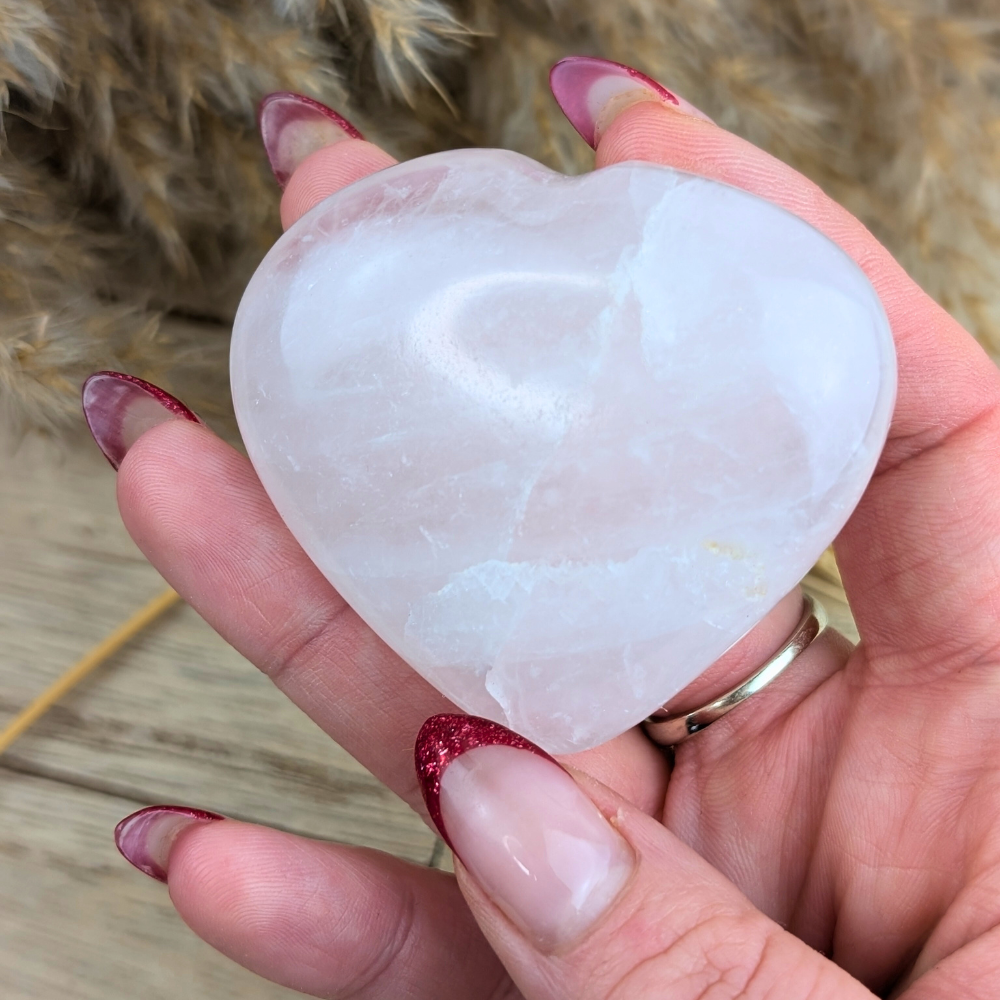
165,820,278,921
165,814,239,903
115,417,220,512
114,418,253,576
550,56,713,149
164,821,335,984
259,92,364,188
594,99,722,170
280,140,398,229
162,820,497,1000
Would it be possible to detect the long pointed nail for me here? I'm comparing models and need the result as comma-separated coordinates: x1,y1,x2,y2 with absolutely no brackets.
415,715,634,951
115,805,224,883
82,371,201,471
259,92,364,188
550,56,713,149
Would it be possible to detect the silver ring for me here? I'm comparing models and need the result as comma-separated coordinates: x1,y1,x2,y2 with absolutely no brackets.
642,594,828,747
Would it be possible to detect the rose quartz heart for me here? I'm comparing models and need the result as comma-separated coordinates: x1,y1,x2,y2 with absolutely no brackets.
231,149,895,752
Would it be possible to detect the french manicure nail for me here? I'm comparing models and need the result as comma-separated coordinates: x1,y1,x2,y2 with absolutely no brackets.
550,55,713,149
115,805,224,882
82,371,201,470
415,715,634,951
259,92,364,188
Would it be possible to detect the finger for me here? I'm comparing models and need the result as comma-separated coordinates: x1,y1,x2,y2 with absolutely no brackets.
114,805,515,1000
898,925,1000,999
116,419,450,807
258,91,397,229
416,715,874,1000
556,67,1000,676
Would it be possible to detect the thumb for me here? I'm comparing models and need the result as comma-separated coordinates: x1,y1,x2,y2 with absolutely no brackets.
415,715,872,1000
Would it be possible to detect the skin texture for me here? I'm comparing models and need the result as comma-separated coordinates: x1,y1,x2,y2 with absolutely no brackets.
108,101,1000,999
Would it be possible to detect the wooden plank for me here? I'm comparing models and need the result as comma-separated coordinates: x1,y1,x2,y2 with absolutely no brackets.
0,431,435,863
0,768,302,999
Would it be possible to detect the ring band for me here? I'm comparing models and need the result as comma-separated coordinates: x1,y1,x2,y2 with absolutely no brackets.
642,593,828,747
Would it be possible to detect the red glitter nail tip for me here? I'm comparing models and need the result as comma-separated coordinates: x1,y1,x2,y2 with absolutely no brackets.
81,371,201,470
114,805,224,883
549,55,712,148
258,92,364,188
414,714,557,850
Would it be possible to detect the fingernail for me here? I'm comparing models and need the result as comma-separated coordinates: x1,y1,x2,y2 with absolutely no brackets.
82,371,200,470
415,715,634,951
114,805,224,882
259,92,364,188
549,55,713,149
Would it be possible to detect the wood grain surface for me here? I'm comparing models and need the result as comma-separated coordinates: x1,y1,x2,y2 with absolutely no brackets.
0,427,856,998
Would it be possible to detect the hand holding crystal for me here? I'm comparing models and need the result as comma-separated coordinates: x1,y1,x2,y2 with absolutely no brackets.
84,59,1000,1000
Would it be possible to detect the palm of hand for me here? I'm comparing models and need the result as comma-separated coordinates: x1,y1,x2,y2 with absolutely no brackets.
668,454,1000,996
110,100,1000,999
670,642,1000,995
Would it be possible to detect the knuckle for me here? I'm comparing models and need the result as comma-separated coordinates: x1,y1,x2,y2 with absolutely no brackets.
255,589,354,685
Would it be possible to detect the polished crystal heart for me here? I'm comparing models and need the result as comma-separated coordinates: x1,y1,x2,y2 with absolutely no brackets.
231,149,896,752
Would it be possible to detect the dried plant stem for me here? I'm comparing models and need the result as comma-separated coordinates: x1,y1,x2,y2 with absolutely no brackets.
0,587,181,755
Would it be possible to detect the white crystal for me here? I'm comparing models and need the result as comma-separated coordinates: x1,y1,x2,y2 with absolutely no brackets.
231,149,896,753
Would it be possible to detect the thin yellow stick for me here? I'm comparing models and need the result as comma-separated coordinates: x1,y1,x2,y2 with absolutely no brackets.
0,587,181,754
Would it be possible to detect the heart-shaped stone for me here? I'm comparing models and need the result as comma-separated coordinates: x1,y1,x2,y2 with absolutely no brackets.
231,149,896,753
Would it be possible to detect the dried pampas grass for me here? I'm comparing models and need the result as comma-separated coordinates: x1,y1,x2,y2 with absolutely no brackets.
2,0,999,434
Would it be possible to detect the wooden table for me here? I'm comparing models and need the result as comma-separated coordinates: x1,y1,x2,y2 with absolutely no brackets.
0,426,857,998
